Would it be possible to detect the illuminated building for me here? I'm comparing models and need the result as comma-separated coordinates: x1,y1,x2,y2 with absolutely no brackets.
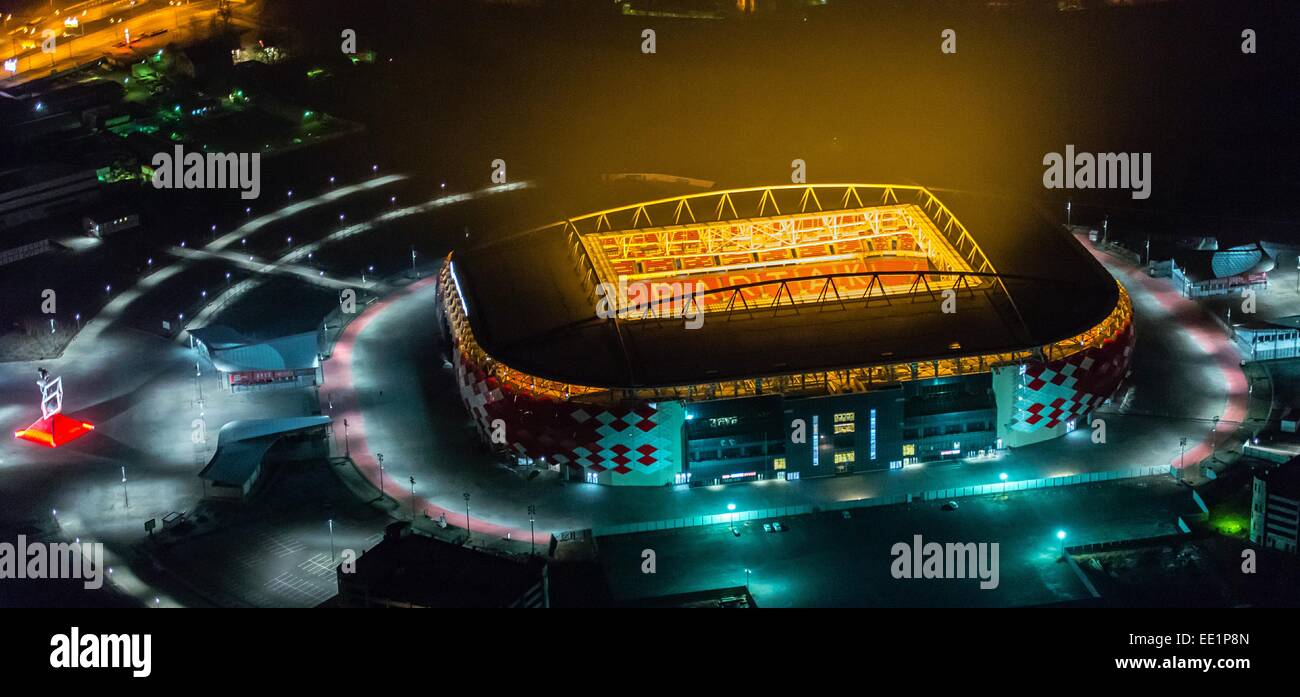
440,184,1134,486
188,326,324,393
1251,459,1300,555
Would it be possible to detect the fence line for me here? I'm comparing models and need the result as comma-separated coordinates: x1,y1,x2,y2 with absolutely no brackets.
582,464,1172,539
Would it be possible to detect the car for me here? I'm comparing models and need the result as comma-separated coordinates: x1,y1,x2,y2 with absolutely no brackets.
762,523,773,533
731,527,741,537
772,521,785,532
941,501,960,511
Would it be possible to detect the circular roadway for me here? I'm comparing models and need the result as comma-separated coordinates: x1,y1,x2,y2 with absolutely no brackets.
333,237,1254,539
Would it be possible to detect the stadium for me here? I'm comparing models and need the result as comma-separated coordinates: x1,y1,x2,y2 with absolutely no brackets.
437,184,1135,487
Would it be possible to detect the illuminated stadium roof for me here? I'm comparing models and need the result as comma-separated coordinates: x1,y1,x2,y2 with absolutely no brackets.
449,184,1123,401
570,186,997,318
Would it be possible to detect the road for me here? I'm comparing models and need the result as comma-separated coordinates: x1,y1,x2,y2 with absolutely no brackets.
0,172,406,607
2,0,231,85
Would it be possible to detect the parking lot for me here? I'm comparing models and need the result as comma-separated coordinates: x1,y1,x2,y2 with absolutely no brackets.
598,476,1201,607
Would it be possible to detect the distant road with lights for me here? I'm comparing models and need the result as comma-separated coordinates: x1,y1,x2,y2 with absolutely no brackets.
2,0,237,86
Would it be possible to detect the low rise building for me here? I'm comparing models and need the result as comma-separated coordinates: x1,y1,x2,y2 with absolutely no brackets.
1251,459,1300,554
188,325,323,393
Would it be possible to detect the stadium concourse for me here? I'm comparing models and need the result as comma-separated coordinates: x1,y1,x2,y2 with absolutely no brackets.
332,186,1248,538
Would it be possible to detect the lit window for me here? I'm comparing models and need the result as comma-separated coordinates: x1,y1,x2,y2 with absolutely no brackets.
834,451,855,464
772,457,786,471
834,423,855,434
902,443,916,457
833,411,855,423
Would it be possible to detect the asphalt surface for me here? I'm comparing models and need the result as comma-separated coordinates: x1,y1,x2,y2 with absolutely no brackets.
597,476,1199,607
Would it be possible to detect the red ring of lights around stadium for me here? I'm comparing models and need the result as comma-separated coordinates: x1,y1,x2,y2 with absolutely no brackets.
440,184,1134,486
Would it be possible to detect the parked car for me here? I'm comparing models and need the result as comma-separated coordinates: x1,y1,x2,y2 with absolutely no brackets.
772,521,785,532
762,523,773,533
941,501,960,511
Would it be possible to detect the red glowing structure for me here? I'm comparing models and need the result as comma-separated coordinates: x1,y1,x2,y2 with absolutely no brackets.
13,371,94,448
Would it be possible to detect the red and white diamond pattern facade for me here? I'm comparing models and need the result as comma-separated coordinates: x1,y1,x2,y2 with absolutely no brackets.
1006,320,1135,434
455,351,684,486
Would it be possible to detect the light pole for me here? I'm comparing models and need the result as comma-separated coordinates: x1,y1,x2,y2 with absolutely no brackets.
328,518,335,562
1066,200,1072,228
409,476,416,521
744,567,751,591
121,466,128,508
1178,436,1188,480
463,492,471,542
376,452,385,496
527,505,536,556
343,418,350,456
727,503,737,533
1056,529,1067,557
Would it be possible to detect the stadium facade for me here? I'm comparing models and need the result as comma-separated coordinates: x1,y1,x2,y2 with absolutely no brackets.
438,184,1134,487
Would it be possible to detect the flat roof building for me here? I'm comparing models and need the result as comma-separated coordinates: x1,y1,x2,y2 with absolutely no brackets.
188,325,323,393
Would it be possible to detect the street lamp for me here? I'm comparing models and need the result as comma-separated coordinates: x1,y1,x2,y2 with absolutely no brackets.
121,465,128,508
328,518,335,562
463,493,471,542
1178,436,1188,480
527,505,537,556
1066,200,1072,227
409,476,416,521
744,567,751,591
376,453,385,496
727,503,737,533
999,472,1008,482
1056,529,1067,556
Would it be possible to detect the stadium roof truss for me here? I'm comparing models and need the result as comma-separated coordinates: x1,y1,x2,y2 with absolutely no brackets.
559,184,1005,319
442,184,1133,405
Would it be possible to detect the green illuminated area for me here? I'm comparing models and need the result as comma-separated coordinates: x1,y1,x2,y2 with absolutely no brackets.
102,71,360,156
